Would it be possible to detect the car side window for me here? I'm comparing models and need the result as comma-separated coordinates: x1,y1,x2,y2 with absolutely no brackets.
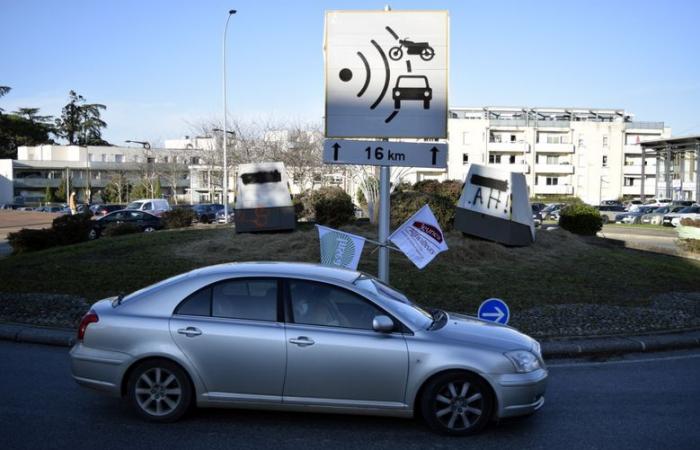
129,211,143,220
212,279,277,321
143,202,153,210
175,287,211,316
289,280,383,330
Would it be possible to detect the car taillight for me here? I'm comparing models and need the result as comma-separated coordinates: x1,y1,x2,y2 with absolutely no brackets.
77,310,99,341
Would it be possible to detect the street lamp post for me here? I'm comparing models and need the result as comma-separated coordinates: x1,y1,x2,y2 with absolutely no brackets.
213,128,235,206
222,9,237,222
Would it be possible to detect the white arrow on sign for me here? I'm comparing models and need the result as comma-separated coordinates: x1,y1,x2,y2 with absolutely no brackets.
323,139,447,169
481,307,505,322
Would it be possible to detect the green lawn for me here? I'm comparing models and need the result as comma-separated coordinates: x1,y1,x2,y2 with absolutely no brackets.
1,223,698,315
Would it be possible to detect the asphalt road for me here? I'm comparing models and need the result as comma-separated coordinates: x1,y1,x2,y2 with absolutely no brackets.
1,341,698,450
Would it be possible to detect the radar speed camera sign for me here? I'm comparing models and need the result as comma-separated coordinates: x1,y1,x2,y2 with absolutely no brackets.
324,10,448,139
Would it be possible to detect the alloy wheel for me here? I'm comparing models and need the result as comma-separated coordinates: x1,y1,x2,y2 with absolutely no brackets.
134,367,182,417
432,380,485,431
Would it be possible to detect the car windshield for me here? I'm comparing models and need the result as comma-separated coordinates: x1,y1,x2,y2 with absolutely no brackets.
397,76,427,88
126,201,143,209
353,275,433,330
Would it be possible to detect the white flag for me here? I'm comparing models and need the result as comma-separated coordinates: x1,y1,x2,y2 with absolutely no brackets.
316,225,366,270
389,204,448,269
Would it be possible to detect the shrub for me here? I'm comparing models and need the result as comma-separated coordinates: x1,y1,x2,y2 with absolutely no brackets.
162,208,195,229
7,228,57,254
312,186,355,228
51,213,92,245
680,218,700,228
103,223,141,237
390,191,455,231
292,194,307,221
558,203,603,236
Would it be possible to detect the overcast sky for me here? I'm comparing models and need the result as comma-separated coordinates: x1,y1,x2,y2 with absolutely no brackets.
2,0,699,144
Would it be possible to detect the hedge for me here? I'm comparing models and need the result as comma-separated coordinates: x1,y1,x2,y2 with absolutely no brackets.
558,203,603,236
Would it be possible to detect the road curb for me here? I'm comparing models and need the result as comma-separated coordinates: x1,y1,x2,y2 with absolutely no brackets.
541,330,700,358
1,322,699,357
0,322,75,347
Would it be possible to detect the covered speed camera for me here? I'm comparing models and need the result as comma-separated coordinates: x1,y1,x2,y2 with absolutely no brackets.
455,164,535,246
234,162,295,233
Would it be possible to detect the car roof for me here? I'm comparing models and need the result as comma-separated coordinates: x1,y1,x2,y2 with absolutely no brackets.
187,262,361,283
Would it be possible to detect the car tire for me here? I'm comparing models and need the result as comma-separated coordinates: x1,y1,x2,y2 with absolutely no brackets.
88,229,98,240
601,216,609,224
127,359,193,423
144,226,156,233
420,372,494,436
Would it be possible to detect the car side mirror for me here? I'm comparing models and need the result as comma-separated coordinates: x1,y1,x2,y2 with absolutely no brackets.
372,315,394,333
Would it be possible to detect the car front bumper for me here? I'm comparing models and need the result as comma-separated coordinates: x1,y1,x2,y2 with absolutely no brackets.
493,368,547,419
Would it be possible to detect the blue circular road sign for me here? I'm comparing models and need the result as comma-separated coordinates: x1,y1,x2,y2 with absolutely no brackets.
477,298,510,325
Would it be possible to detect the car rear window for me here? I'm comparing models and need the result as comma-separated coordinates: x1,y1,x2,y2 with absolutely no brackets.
175,288,211,316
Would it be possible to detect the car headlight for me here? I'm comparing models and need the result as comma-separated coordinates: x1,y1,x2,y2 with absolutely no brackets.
504,350,541,373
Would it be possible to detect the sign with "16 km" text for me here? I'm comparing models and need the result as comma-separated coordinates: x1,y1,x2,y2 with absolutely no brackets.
323,140,447,168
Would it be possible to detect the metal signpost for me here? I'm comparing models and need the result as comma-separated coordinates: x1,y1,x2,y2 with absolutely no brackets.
477,298,510,325
324,9,449,282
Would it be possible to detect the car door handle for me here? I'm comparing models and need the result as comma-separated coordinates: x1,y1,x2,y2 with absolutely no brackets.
177,327,202,337
289,336,315,347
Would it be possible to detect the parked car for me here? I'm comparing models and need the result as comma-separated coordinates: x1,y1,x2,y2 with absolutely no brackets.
662,206,700,227
36,204,65,213
641,206,684,225
600,200,623,206
671,200,694,208
670,205,700,227
126,198,171,217
92,204,126,218
89,209,163,239
540,203,564,221
70,263,546,435
191,204,218,224
615,206,657,224
597,205,626,224
531,204,542,227
215,208,234,224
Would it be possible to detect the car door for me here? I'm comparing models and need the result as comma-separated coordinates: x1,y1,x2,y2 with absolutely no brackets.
169,278,286,401
282,279,409,408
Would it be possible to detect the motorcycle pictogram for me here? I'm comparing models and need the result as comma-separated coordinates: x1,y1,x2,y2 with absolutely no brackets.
388,38,435,61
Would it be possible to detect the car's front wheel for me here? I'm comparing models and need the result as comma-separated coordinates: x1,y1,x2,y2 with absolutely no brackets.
127,359,193,422
420,372,494,436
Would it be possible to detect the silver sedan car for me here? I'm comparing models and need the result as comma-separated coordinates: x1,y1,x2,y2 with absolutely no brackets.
70,262,547,435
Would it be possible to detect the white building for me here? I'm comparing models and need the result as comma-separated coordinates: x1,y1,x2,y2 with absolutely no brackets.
404,107,671,205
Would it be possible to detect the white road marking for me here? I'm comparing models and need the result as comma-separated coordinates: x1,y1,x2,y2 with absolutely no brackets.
548,352,700,368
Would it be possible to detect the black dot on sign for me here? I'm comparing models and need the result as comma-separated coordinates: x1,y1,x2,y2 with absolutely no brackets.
339,68,353,82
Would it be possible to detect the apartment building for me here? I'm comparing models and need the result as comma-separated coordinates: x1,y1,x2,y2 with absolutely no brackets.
407,107,671,205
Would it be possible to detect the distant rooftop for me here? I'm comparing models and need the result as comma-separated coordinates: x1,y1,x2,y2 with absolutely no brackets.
449,106,636,123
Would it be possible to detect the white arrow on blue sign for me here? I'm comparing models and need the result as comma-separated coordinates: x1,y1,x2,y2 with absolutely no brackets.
477,298,510,325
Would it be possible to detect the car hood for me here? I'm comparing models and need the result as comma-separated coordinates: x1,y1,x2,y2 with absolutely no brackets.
434,312,536,351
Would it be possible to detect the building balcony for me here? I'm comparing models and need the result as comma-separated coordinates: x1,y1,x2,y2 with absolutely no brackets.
623,165,653,175
534,164,575,174
625,121,664,131
622,185,654,196
13,178,61,188
533,184,574,195
487,142,530,153
491,163,529,174
623,144,643,154
535,143,575,153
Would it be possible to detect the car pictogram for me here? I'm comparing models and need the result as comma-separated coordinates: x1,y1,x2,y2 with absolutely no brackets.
392,75,432,110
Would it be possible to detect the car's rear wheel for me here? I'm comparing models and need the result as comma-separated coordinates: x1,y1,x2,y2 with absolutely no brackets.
144,226,156,233
127,359,192,422
420,372,493,436
601,216,609,224
88,229,98,240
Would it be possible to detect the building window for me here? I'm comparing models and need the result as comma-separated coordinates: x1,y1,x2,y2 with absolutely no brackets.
462,153,469,164
602,155,608,167
114,154,124,163
546,177,559,186
510,134,516,143
547,155,558,164
488,154,501,164
88,153,94,162
509,155,516,164
624,177,635,186
603,136,608,147
101,154,106,162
